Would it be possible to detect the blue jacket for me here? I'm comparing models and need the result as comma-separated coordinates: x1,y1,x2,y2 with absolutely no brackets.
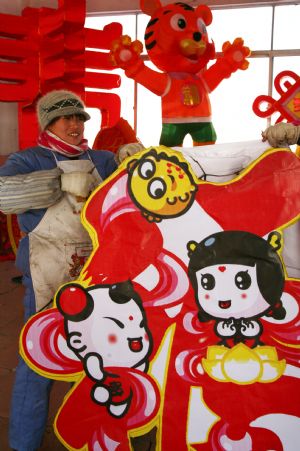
0,146,117,233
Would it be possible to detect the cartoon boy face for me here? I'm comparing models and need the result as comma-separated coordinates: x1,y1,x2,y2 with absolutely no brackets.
196,263,269,320
64,287,151,369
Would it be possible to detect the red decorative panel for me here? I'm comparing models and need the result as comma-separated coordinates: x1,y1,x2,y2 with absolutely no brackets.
0,0,123,149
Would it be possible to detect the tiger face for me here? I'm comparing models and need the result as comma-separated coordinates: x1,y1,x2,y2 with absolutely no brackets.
143,2,215,74
127,147,198,222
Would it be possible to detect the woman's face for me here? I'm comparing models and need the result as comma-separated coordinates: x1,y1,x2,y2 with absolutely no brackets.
47,114,85,146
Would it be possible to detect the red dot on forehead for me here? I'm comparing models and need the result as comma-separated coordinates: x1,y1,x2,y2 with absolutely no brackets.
218,266,226,272
129,315,133,321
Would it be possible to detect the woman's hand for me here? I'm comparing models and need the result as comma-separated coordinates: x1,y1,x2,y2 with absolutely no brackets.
262,123,300,148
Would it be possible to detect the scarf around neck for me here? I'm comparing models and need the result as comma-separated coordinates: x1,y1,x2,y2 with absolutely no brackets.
37,130,89,157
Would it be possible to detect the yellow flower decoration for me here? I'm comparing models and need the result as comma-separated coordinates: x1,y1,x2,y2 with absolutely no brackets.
202,343,285,385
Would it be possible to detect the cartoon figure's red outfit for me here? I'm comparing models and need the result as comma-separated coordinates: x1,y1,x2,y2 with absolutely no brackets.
161,73,212,121
56,368,160,451
102,372,131,402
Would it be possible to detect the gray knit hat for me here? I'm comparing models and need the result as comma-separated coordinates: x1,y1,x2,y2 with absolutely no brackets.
37,90,90,130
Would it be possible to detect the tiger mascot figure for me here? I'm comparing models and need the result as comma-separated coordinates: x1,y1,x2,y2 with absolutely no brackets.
109,0,250,147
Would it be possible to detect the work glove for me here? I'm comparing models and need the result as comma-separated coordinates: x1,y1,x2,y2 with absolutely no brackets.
115,142,144,164
262,123,300,148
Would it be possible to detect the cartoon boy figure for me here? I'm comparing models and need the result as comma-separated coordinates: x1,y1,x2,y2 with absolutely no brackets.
56,280,152,417
187,230,286,347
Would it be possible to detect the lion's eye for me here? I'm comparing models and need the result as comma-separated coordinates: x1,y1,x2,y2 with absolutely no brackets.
148,178,167,199
139,160,156,179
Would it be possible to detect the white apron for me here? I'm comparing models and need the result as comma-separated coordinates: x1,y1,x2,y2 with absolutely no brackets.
29,155,102,311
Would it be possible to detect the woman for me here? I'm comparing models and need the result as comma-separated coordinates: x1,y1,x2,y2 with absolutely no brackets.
0,90,141,451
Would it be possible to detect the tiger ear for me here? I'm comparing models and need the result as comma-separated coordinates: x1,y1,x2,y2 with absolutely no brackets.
140,0,162,16
267,231,282,252
187,240,197,257
195,5,213,26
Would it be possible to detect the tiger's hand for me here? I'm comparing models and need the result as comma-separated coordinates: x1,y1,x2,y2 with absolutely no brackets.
222,38,250,72
110,35,143,69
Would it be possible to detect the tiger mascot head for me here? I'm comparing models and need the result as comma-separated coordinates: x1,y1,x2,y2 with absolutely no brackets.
141,0,216,74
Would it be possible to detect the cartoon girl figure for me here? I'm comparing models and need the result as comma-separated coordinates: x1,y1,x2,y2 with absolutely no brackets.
56,280,153,417
187,230,286,347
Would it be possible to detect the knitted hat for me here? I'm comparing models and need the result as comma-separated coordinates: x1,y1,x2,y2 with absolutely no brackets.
37,90,90,130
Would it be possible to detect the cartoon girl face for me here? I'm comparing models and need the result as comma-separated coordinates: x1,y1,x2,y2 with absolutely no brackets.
196,263,269,320
188,231,286,323
64,287,151,369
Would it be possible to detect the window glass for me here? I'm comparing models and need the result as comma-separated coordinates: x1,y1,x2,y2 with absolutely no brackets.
210,58,269,143
84,16,136,147
85,108,101,147
273,5,300,50
85,70,135,147
273,57,300,78
272,57,300,125
137,13,150,53
136,62,163,146
111,69,135,126
85,15,135,36
209,7,273,52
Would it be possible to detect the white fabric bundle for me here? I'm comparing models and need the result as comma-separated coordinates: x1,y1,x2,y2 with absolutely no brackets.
0,167,63,214
60,171,97,198
177,140,270,182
